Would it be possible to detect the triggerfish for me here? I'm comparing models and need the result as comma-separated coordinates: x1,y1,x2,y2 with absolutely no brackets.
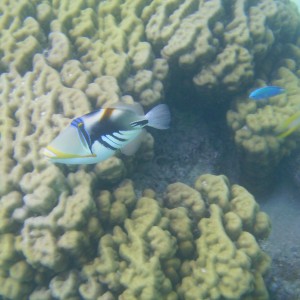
276,111,300,139
249,86,285,100
44,102,170,164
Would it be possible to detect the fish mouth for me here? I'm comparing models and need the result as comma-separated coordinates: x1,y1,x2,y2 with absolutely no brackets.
43,146,96,159
43,124,95,162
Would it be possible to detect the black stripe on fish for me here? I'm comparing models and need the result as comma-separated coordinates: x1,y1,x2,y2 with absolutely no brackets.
71,117,93,153
78,123,92,150
83,109,133,150
130,119,148,127
111,133,127,142
99,140,117,150
100,131,130,150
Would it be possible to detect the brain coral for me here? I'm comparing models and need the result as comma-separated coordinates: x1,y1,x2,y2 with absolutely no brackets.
0,0,295,298
0,175,271,300
0,0,298,194
144,0,299,94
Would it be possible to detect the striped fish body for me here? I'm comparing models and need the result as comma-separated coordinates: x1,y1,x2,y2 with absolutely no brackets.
44,103,170,164
80,107,146,158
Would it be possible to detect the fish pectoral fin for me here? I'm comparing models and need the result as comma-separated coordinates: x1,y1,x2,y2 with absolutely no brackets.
121,130,145,156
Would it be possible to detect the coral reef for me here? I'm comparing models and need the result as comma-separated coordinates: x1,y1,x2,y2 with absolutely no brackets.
227,39,300,187
1,0,299,298
0,0,169,108
144,0,299,94
0,0,298,193
0,175,270,299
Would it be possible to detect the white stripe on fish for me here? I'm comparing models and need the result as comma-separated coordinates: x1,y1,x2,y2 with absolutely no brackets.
43,103,170,164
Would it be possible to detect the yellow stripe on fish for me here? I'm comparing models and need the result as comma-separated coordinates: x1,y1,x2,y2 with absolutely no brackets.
276,111,300,139
44,145,97,159
43,102,171,164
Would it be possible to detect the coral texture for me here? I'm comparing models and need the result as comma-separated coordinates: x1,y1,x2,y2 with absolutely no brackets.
0,0,298,194
227,40,300,186
0,175,271,300
2,0,298,298
144,0,299,94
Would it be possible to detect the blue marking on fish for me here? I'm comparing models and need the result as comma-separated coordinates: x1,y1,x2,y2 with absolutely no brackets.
71,117,83,127
43,103,171,164
249,86,285,100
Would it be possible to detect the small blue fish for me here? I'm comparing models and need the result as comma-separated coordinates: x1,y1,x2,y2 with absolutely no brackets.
249,86,285,100
44,102,170,164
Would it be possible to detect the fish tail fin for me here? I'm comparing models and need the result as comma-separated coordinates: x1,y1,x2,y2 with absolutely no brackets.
145,104,170,129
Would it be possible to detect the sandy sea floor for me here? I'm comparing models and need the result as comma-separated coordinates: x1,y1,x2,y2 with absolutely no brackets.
260,178,300,299
131,105,300,299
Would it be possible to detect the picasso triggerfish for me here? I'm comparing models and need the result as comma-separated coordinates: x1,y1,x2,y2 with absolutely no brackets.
44,102,170,164
249,86,285,100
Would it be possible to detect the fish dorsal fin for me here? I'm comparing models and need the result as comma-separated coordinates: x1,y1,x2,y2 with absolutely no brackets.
120,130,145,156
103,101,144,115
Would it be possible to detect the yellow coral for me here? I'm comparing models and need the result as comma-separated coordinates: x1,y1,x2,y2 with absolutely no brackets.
165,182,206,221
0,0,285,297
227,39,300,185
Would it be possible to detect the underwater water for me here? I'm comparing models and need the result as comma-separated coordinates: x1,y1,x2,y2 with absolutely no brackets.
291,0,300,12
133,103,300,300
0,0,300,299
130,56,300,297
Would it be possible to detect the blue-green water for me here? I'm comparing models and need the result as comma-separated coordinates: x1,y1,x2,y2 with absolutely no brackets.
0,0,300,299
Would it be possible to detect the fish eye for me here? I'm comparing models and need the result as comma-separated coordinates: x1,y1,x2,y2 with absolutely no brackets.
71,118,84,129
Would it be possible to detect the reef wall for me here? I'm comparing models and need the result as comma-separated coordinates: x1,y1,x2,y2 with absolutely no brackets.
1,0,299,298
